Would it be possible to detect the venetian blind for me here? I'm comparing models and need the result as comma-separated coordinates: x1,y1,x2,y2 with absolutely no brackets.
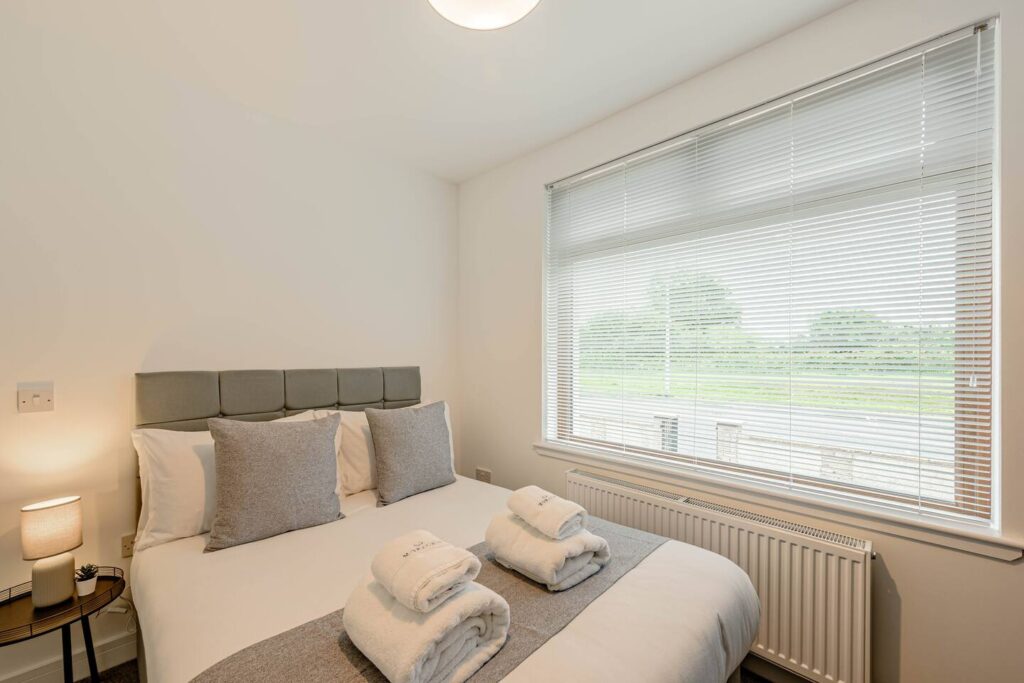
544,24,996,522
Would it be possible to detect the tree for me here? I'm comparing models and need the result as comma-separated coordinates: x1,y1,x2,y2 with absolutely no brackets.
577,270,751,392
795,308,953,375
646,271,741,329
577,309,665,374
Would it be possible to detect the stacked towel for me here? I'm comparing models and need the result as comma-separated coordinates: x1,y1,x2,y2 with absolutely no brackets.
486,511,610,591
486,487,610,591
344,579,510,683
507,484,587,540
343,530,510,683
371,530,482,613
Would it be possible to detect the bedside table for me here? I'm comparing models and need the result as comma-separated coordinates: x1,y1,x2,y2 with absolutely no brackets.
0,567,125,683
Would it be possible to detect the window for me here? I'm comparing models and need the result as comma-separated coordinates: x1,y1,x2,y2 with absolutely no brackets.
543,23,997,524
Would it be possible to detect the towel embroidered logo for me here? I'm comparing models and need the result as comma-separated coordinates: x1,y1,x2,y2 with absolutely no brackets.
402,539,444,558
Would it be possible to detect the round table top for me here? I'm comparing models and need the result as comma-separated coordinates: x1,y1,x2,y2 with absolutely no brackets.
0,567,125,647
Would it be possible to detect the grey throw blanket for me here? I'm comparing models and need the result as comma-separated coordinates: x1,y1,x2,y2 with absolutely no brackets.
193,518,666,682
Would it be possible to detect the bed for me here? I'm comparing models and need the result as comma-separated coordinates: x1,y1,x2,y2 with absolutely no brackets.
130,367,760,683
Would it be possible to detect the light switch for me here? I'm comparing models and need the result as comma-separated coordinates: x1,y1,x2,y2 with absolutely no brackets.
17,382,54,413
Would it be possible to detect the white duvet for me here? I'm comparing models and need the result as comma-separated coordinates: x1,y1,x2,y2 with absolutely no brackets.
131,477,759,683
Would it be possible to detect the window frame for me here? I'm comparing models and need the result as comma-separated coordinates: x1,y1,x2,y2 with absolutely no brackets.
541,21,999,527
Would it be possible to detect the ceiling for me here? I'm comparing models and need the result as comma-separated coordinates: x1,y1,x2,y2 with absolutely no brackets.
5,0,854,182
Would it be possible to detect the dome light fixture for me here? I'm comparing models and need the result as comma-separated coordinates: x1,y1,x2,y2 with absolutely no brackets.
427,0,541,30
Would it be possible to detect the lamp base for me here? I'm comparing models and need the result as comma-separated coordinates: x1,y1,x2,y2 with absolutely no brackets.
31,552,75,608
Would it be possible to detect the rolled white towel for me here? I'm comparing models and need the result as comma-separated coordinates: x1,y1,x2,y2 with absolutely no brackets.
507,485,587,540
343,577,510,683
485,510,610,591
371,530,482,613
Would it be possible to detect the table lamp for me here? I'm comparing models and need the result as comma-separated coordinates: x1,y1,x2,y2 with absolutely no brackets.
21,496,83,608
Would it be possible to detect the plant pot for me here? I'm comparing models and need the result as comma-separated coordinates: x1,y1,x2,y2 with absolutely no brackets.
76,577,97,597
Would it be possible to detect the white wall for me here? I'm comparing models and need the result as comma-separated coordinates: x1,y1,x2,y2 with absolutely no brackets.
456,0,1024,680
0,5,458,680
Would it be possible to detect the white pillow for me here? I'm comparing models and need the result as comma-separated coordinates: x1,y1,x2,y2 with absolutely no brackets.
316,409,376,495
133,411,329,552
132,429,217,552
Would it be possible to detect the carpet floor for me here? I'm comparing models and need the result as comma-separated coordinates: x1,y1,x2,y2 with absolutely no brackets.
82,660,140,683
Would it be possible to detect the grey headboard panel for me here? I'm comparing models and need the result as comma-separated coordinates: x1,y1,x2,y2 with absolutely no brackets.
134,367,420,431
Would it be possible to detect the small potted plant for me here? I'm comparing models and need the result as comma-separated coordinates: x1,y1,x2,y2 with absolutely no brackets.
75,564,99,597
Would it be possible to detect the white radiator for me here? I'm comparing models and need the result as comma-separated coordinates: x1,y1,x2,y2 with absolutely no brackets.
565,469,872,683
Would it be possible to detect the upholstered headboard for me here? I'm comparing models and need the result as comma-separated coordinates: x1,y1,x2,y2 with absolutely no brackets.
134,367,421,431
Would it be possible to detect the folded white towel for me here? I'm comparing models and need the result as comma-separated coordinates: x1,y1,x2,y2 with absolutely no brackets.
507,485,587,540
371,530,482,613
485,511,610,591
343,577,510,683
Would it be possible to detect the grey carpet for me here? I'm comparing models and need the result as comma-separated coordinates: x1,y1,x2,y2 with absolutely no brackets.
80,659,140,683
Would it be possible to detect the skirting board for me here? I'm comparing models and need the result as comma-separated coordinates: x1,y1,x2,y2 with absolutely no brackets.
0,631,136,683
742,654,817,683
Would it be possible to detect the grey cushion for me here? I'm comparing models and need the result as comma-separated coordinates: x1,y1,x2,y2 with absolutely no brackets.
135,372,220,427
338,368,384,406
383,366,421,403
366,402,455,505
285,369,338,410
220,370,285,416
206,414,342,551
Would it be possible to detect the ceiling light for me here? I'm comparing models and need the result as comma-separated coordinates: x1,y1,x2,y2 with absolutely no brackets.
427,0,541,30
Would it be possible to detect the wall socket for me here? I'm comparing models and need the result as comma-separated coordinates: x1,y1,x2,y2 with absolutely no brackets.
17,381,54,413
121,534,135,558
475,467,492,483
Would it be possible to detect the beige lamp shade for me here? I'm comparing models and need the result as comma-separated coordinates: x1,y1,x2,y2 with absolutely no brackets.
20,496,83,560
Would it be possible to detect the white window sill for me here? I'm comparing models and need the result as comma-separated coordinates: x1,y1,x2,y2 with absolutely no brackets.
534,440,1024,561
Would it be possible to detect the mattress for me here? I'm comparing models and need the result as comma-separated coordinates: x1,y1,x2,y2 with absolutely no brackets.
131,476,759,683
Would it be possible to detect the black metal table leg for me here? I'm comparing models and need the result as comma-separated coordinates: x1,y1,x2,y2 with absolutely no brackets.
81,616,100,682
60,624,73,683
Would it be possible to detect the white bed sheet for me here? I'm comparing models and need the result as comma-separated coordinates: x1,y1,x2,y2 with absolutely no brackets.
131,476,758,683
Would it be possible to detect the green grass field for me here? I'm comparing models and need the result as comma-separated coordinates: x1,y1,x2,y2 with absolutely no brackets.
578,370,954,415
